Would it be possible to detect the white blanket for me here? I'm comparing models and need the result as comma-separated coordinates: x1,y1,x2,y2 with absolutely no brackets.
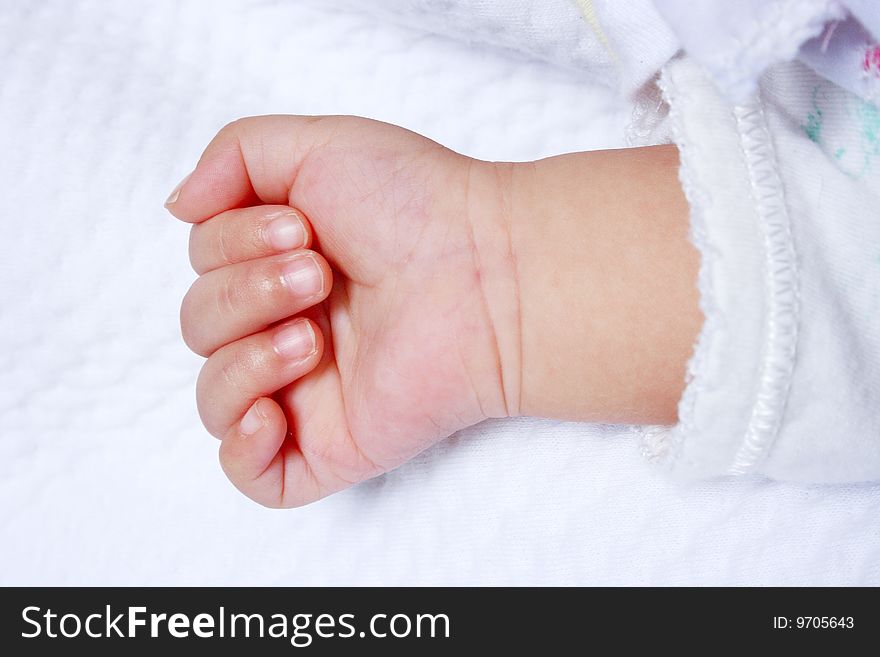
1,0,877,585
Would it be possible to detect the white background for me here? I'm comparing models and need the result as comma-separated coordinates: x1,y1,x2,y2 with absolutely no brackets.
1,0,877,585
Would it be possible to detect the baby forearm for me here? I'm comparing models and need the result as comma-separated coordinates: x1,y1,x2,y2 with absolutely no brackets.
500,146,702,424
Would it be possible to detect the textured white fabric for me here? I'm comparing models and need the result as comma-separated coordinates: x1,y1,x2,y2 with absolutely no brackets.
585,0,679,95
331,0,616,82
1,0,879,585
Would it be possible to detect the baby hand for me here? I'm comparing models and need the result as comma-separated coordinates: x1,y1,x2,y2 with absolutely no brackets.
168,116,517,507
168,116,699,508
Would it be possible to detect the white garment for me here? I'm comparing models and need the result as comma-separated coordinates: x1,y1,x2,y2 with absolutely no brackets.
652,57,880,482
651,0,844,101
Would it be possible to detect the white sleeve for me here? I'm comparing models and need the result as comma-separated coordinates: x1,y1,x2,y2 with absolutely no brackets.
642,56,880,482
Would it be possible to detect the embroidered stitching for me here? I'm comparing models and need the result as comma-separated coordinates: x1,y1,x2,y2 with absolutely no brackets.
728,99,800,474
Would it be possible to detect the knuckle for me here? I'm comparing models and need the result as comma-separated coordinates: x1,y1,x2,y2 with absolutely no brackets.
179,285,207,356
195,363,224,438
196,340,269,439
218,341,270,400
216,263,278,319
218,351,247,398
218,118,245,139
189,224,199,269
216,269,242,318
216,217,234,267
187,225,202,272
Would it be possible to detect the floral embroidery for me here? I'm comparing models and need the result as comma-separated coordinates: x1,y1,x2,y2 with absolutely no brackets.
802,83,880,178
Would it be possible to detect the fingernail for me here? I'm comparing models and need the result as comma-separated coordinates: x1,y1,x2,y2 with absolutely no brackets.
165,171,192,207
272,320,316,360
240,402,264,436
281,255,323,297
265,212,306,250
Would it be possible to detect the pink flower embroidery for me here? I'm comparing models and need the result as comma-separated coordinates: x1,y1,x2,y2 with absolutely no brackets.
863,45,880,76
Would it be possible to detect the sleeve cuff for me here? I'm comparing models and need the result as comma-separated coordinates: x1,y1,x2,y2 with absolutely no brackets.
640,56,799,479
